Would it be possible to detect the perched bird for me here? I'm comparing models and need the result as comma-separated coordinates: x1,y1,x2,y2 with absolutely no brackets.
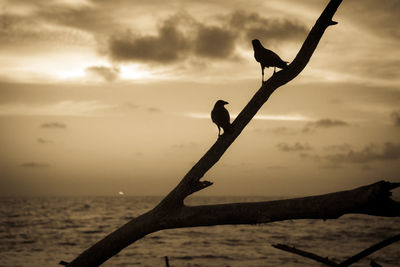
211,100,231,137
252,39,288,83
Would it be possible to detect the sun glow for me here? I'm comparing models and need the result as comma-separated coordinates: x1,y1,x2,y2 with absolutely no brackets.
120,65,153,81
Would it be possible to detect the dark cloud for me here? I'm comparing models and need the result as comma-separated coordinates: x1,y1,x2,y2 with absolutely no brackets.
391,111,400,127
270,127,298,135
107,102,139,114
20,162,50,168
108,16,191,63
266,165,286,170
228,10,307,44
194,25,236,58
40,122,66,129
107,11,306,64
37,138,52,144
0,13,44,47
277,142,312,152
0,12,93,49
303,118,349,133
37,4,118,34
86,66,120,82
310,118,349,128
325,142,400,164
303,142,400,165
323,144,352,152
147,107,161,113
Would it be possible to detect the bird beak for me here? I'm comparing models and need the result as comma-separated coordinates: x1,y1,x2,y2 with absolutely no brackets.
224,101,229,105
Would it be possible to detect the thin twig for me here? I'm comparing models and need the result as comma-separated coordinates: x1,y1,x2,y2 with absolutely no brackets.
338,234,400,267
272,244,338,266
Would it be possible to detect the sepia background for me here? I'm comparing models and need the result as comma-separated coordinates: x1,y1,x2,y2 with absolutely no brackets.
0,0,399,196
1,0,400,266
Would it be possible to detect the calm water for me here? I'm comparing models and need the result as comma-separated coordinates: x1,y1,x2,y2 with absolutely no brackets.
0,196,399,266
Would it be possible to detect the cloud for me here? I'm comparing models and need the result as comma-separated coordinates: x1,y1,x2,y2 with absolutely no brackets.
20,162,50,168
85,66,120,82
303,118,349,133
37,138,52,144
0,11,93,50
303,142,400,165
194,25,236,59
107,11,306,64
228,10,307,44
325,142,400,164
277,142,313,152
391,111,400,127
147,107,161,113
37,4,118,34
266,165,286,170
108,15,191,63
254,126,302,135
323,144,352,152
40,122,66,129
0,101,113,117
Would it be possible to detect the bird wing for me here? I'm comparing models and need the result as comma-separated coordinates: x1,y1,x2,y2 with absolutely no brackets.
211,107,230,128
256,47,287,68
219,108,230,129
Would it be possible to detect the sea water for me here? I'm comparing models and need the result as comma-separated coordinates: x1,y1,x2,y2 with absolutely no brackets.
1,196,399,266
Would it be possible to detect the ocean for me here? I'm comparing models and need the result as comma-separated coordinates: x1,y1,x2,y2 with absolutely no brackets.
1,196,399,266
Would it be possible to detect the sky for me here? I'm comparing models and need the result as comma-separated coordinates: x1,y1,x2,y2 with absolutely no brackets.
0,0,399,196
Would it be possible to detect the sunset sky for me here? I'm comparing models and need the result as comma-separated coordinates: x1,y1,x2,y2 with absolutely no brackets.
1,0,399,196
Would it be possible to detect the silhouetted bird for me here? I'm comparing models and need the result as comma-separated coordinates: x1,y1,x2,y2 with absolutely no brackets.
211,100,231,137
252,39,288,83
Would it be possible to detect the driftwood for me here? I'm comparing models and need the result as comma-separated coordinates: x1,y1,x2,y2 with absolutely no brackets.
272,234,400,266
63,0,400,266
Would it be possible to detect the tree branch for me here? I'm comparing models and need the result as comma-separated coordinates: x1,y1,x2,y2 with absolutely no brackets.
272,233,400,266
272,244,338,267
157,0,343,210
62,1,390,266
65,181,399,266
337,234,400,267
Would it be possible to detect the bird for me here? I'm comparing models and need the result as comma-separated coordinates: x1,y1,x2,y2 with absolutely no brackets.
252,39,288,83
211,100,231,137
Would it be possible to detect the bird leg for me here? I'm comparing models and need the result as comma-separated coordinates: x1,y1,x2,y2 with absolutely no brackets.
273,67,276,74
217,126,221,137
261,65,264,83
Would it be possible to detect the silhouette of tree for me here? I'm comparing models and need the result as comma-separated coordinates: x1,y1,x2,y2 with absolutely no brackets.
63,0,400,266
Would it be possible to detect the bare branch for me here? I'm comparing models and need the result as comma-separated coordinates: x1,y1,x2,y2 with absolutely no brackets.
272,233,400,267
338,234,400,267
158,0,344,209
272,244,338,266
66,181,399,266
63,1,399,266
